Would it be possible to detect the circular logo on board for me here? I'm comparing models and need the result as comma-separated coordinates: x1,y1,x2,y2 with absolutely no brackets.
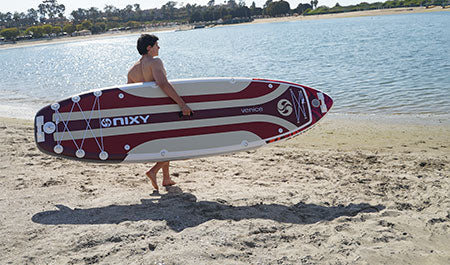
101,118,112,128
277,99,293,116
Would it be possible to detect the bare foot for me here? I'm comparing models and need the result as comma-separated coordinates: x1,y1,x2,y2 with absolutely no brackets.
145,170,158,190
162,179,176,187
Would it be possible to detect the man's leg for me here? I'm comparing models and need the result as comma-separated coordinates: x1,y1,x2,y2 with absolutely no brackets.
162,161,176,187
146,162,167,190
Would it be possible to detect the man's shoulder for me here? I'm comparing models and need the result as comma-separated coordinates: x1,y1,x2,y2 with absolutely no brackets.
143,57,163,66
128,60,141,71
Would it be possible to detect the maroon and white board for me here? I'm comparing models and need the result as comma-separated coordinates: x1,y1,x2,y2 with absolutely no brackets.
34,78,333,163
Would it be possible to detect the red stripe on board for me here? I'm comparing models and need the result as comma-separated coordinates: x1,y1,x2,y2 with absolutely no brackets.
58,81,280,113
57,122,287,161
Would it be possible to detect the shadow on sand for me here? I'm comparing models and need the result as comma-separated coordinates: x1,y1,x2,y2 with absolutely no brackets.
32,187,385,232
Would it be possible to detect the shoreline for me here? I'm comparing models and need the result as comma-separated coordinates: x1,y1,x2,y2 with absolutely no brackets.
1,6,447,50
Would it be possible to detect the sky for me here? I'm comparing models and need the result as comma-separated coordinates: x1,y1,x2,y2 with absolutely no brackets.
1,0,376,15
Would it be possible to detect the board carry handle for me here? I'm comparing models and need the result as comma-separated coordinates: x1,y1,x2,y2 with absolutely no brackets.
178,111,194,118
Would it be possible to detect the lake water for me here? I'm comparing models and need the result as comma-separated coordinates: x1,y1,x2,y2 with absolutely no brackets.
1,11,449,119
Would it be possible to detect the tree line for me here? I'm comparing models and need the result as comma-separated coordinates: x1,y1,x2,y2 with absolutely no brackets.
1,0,448,41
306,0,449,15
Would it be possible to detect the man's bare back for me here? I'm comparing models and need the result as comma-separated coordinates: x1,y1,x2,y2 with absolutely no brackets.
127,56,166,83
128,52,190,117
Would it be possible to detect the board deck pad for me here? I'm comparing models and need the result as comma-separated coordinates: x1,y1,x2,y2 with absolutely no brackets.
34,78,333,163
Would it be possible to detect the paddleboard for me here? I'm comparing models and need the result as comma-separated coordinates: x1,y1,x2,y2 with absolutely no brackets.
34,78,333,163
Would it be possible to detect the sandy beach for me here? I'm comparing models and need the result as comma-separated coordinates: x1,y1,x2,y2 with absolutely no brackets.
1,6,448,50
1,114,449,264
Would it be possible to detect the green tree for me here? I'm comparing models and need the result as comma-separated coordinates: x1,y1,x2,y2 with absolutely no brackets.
189,11,203,22
106,21,120,30
42,24,53,34
125,21,141,28
264,0,273,8
227,0,238,8
25,26,44,38
0,12,12,28
103,5,119,19
250,2,263,16
63,23,76,34
94,22,106,31
52,26,62,34
133,4,143,21
38,0,65,21
161,1,177,20
296,3,313,14
81,20,93,30
89,7,101,21
70,8,88,23
0,27,20,40
122,4,135,21
266,0,291,16
26,8,39,24
91,24,102,34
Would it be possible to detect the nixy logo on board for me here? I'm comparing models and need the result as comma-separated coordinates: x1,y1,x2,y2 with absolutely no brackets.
277,99,293,116
101,115,150,128
100,118,112,128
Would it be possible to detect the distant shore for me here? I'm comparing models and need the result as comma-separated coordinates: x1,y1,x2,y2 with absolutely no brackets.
0,25,191,50
246,5,448,24
1,6,447,50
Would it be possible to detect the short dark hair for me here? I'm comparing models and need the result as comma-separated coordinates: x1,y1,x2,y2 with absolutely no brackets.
137,34,159,55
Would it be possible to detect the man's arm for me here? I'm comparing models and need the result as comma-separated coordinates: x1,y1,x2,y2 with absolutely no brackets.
151,59,192,116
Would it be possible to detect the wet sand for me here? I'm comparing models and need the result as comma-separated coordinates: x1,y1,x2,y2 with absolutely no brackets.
1,115,449,264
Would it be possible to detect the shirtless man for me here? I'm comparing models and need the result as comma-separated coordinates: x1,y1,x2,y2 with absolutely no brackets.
127,34,192,190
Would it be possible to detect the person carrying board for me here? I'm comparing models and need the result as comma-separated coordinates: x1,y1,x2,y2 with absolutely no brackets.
127,34,193,190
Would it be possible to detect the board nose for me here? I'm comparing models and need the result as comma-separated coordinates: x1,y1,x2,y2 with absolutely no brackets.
322,91,333,112
315,91,333,115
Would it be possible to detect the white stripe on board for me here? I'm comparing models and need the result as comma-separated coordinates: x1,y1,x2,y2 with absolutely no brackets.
127,131,262,155
118,78,253,98
53,114,300,142
123,138,265,163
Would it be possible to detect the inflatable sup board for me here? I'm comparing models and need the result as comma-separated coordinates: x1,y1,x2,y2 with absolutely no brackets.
34,78,333,163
